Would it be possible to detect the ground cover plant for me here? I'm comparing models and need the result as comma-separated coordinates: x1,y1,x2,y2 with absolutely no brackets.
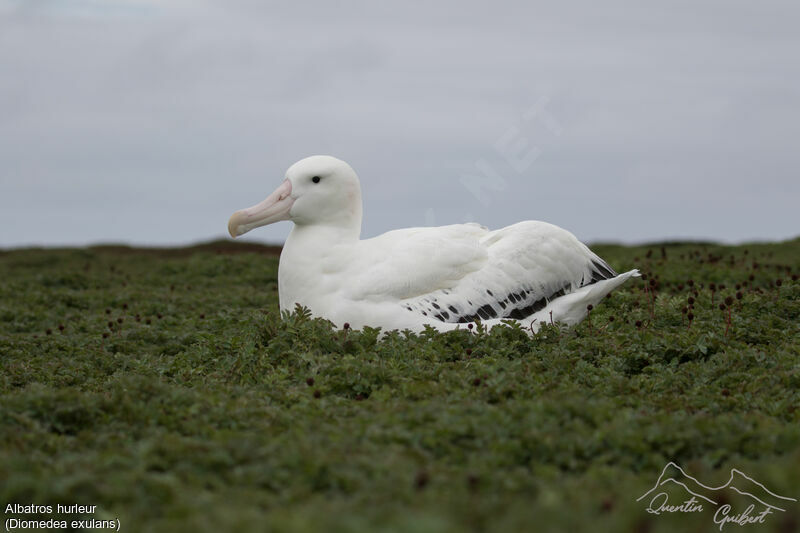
1,238,798,532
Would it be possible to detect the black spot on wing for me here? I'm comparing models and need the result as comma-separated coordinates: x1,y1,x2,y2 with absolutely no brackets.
454,303,499,323
587,272,605,285
506,297,548,319
477,304,496,320
503,285,570,320
550,287,566,299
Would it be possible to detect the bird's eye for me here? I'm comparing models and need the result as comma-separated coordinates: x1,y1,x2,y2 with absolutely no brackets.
312,176,321,184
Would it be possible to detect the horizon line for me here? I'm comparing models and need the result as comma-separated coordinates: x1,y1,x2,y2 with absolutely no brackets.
2,234,799,252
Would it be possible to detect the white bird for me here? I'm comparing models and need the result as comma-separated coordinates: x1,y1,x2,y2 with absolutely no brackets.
228,155,639,335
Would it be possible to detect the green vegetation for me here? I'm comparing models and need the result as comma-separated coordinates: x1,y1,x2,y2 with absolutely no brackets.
1,239,799,532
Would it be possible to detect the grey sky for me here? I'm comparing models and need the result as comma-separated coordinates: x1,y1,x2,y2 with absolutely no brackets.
1,0,798,248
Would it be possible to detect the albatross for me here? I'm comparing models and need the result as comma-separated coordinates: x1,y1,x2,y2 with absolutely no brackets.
228,155,638,335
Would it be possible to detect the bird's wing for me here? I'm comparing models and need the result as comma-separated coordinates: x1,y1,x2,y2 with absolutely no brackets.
353,220,619,323
426,220,619,322
345,223,489,301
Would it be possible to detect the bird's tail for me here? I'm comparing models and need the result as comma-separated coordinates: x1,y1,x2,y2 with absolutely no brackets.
539,269,640,326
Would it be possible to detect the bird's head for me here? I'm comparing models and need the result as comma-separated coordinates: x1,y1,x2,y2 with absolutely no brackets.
228,155,363,238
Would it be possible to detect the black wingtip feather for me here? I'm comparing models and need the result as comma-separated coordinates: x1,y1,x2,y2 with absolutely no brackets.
588,259,617,285
592,259,617,278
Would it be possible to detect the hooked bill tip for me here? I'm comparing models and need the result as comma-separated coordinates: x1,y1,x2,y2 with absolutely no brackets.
227,212,242,238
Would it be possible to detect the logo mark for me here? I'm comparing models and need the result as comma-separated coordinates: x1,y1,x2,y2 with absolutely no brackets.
637,462,796,530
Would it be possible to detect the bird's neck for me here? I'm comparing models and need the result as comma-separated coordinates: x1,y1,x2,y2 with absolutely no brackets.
286,222,360,247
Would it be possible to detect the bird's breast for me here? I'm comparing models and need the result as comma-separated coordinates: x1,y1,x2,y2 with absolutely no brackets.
278,238,355,313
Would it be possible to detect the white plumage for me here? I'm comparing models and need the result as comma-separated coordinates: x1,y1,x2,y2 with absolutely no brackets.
228,155,638,334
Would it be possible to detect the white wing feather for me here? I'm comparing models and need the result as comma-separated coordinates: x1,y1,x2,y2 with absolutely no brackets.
347,223,488,301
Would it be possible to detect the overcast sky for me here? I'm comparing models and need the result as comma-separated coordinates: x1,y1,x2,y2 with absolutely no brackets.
1,0,798,248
